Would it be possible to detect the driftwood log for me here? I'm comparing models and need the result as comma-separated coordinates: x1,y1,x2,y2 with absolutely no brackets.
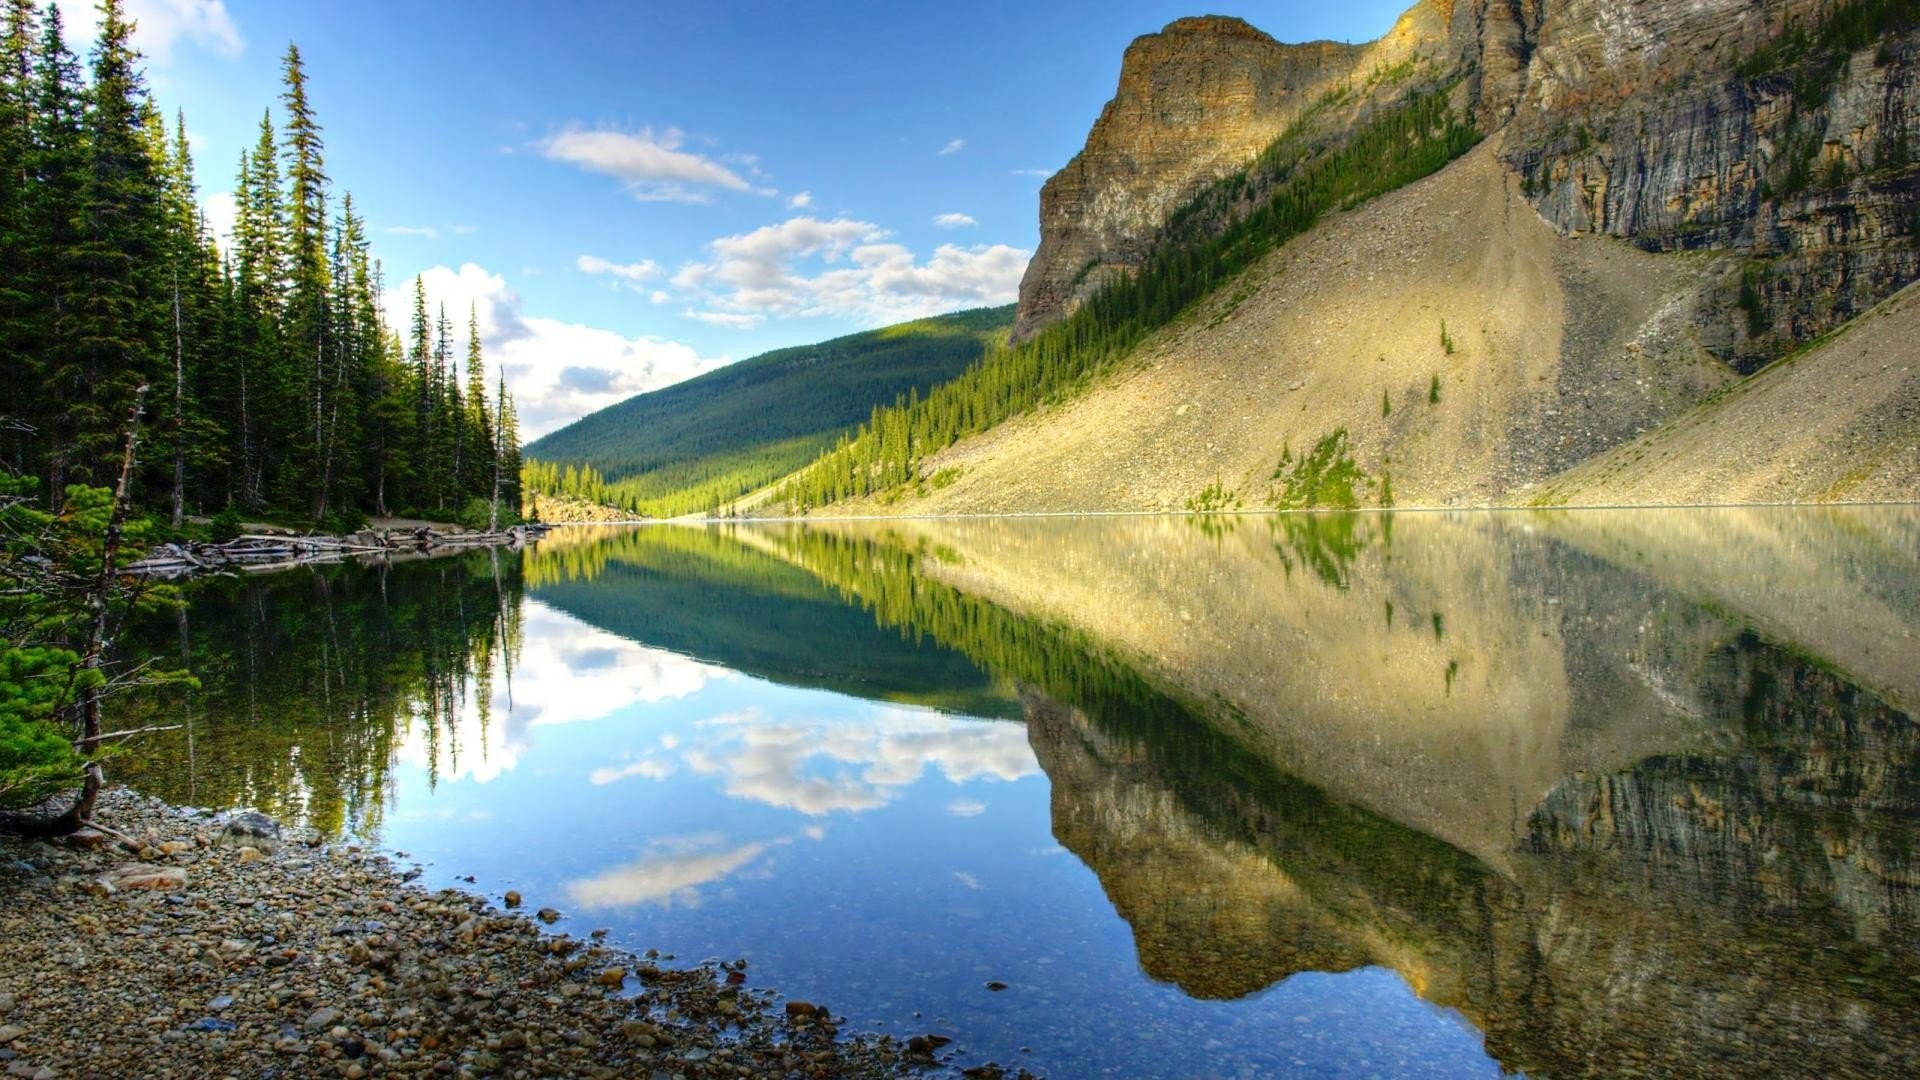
124,524,551,579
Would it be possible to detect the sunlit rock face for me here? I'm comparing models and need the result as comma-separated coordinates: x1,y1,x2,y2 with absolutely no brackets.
1010,2,1542,340
1012,17,1359,341
1504,0,1920,368
1018,0,1920,370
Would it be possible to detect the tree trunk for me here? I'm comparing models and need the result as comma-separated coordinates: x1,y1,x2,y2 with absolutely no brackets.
171,269,185,530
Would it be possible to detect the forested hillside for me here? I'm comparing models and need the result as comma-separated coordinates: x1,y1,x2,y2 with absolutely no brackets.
0,0,521,531
523,305,1011,517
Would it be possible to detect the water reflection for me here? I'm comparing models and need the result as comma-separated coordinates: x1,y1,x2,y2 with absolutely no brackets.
117,507,1920,1078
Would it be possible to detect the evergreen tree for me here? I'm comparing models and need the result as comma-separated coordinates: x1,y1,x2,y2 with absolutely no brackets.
0,9,517,526
64,0,164,492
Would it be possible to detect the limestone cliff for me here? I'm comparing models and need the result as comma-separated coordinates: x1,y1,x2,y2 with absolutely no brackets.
1016,1,1920,374
1012,1,1545,339
1011,17,1361,341
1504,0,1920,368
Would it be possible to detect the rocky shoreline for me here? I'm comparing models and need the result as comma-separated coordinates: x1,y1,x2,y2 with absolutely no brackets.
0,790,990,1079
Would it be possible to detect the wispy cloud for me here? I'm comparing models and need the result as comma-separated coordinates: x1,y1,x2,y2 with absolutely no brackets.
937,137,967,156
932,212,976,229
576,254,662,289
1011,167,1053,178
787,191,813,209
386,224,440,239
539,125,755,204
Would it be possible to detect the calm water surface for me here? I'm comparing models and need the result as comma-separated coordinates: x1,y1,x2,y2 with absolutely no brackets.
118,508,1920,1078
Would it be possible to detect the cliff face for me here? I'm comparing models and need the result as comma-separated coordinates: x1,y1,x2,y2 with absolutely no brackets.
1012,1,1543,339
1504,0,1920,368
1015,1,1920,372
1011,18,1362,341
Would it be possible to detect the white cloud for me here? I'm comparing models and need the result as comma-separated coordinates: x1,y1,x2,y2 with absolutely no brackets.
786,191,813,209
539,126,754,203
1011,168,1053,178
57,0,242,63
932,212,977,229
381,262,730,440
675,215,1029,328
947,799,988,817
576,254,662,289
687,310,763,329
387,224,440,239
937,138,966,156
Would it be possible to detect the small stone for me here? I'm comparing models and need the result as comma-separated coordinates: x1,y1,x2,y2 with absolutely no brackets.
236,846,264,864
0,1027,22,1045
596,968,625,988
303,1007,341,1032
784,1001,819,1019
503,890,521,909
986,980,1008,991
536,907,560,924
208,995,234,1011
185,1017,236,1033
499,1030,527,1050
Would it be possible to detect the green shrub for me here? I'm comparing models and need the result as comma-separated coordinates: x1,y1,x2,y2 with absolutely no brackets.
208,507,245,543
455,497,497,531
1270,429,1366,510
323,507,368,535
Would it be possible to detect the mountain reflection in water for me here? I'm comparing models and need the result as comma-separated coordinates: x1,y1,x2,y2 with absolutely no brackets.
119,507,1920,1078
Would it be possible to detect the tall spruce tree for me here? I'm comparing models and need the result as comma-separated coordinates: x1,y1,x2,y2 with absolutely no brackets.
0,8,519,526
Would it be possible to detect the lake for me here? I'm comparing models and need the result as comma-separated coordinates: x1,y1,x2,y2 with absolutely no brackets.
115,508,1920,1078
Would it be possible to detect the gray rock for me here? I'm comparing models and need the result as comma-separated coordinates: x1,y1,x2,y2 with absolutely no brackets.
222,810,283,851
302,1007,341,1032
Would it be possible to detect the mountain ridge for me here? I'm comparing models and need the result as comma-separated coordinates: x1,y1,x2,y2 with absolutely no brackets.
767,0,1920,514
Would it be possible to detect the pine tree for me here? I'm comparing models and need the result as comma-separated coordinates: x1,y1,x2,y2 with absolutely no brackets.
0,0,38,474
25,4,83,506
463,305,492,496
64,0,165,492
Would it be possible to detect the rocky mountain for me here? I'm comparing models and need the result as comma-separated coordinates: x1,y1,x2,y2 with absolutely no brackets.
901,1,1917,513
1022,1,1919,363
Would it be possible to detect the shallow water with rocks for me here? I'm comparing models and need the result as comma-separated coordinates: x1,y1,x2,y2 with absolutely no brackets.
38,508,1920,1077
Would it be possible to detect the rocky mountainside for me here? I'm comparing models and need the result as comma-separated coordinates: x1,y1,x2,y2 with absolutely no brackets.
1022,1,1920,366
810,0,1920,514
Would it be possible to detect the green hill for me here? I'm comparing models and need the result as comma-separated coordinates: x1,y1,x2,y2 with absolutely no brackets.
523,305,1014,516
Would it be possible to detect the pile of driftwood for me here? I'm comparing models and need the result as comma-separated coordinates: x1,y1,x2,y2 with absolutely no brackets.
125,524,551,579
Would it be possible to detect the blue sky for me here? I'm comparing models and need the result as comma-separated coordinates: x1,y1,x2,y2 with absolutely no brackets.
66,0,1414,437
